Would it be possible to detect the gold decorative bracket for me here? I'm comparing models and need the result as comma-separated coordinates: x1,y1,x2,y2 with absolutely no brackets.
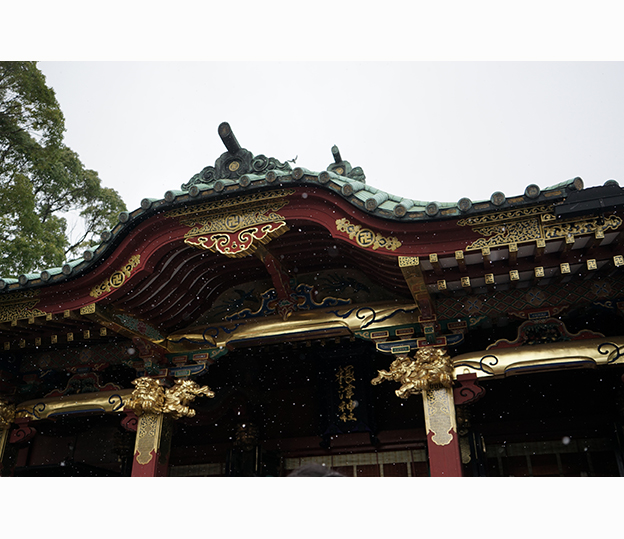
398,256,435,339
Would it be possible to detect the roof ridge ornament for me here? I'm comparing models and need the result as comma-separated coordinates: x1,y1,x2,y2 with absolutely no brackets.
327,145,366,183
181,122,292,191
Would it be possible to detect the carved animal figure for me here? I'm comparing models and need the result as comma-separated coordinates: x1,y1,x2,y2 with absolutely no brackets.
163,379,215,419
371,348,454,399
127,377,165,416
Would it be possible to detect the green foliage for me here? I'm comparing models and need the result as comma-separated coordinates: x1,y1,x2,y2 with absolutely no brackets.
0,61,126,277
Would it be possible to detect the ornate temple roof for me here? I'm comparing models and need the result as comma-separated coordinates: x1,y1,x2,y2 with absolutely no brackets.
1,122,613,292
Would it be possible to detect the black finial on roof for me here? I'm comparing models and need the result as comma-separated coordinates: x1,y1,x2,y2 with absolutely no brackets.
218,122,242,155
331,145,342,164
327,145,366,183
181,123,292,191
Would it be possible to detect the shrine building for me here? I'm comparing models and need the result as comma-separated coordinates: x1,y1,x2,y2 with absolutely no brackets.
1,123,624,477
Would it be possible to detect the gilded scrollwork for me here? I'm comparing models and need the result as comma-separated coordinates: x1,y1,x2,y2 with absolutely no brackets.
464,218,542,250
181,199,289,237
0,290,47,323
127,377,215,419
335,218,402,252
186,222,289,257
543,215,622,239
90,255,141,298
597,342,624,364
166,189,296,219
371,347,454,399
457,205,553,226
460,207,622,251
182,197,291,257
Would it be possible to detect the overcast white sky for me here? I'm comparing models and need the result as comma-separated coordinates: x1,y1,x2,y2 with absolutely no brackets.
37,61,624,215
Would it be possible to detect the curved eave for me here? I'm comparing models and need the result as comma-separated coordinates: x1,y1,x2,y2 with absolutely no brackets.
0,167,610,294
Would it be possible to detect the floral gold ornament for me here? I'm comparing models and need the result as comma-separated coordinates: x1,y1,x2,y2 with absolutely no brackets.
0,290,47,323
463,218,543,250
166,189,296,219
543,214,622,240
90,255,141,298
182,198,290,258
335,218,402,252
460,206,622,251
457,205,553,227
371,347,454,399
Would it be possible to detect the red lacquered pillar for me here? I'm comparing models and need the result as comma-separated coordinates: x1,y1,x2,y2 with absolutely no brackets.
130,413,173,477
422,386,463,477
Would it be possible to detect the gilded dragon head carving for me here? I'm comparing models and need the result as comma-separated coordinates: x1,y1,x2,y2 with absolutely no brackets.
371,347,454,399
127,377,214,419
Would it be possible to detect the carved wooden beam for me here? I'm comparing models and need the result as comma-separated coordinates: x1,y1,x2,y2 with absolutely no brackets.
455,250,467,273
80,304,168,351
398,257,434,321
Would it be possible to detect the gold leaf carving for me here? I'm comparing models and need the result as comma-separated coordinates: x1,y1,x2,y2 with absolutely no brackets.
457,205,553,226
543,215,622,239
371,347,453,398
182,198,290,257
127,377,215,420
465,218,542,250
461,208,622,252
423,388,455,446
182,199,289,237
135,412,161,465
336,218,402,251
0,290,47,323
90,255,140,298
166,189,296,219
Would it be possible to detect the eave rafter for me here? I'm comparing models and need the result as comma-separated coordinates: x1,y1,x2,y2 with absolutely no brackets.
413,208,624,298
